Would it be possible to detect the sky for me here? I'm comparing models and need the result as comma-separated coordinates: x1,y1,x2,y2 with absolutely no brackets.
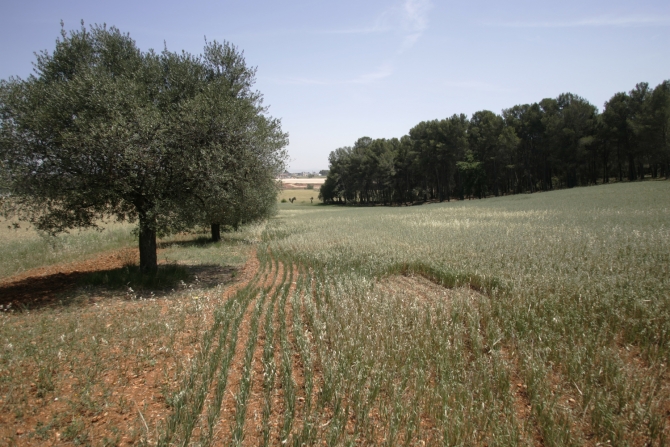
1,1,669,172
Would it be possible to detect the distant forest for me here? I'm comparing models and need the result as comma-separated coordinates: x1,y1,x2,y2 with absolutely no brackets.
319,81,670,204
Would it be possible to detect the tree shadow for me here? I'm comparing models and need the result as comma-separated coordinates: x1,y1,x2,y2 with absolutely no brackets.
0,263,239,312
0,271,88,311
158,233,251,249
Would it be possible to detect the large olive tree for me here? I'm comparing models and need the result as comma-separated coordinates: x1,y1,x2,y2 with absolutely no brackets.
0,23,287,272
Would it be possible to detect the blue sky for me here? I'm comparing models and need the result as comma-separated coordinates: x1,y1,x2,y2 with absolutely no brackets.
1,0,669,172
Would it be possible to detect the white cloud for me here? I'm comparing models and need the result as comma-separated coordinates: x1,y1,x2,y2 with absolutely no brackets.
398,0,432,52
402,0,431,33
483,15,670,28
322,0,432,52
277,63,394,86
273,1,431,86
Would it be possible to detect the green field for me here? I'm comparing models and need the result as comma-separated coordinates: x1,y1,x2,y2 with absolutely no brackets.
1,181,668,446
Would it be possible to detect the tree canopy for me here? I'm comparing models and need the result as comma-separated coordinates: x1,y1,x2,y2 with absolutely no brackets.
320,81,670,205
0,23,287,271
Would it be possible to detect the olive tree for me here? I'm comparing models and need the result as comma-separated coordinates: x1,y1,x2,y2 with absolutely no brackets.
0,23,287,272
167,42,287,241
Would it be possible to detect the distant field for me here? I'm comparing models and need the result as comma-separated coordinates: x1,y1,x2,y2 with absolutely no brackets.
277,177,326,185
278,178,326,194
1,181,668,446
277,186,321,204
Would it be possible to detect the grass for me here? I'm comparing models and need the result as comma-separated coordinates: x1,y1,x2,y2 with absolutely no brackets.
0,219,136,280
159,227,261,267
260,180,670,445
0,222,259,445
1,180,668,446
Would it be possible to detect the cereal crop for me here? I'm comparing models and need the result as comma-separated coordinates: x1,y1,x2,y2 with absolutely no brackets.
1,180,668,446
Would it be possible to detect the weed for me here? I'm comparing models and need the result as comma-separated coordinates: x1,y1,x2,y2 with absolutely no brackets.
62,418,87,444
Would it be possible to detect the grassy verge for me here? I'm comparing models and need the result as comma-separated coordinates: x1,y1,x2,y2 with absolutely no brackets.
0,220,136,281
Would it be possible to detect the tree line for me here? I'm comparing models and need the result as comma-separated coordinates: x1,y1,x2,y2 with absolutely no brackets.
0,23,287,272
320,82,670,205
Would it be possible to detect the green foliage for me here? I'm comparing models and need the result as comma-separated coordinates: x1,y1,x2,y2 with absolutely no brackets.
321,81,670,205
0,22,287,272
456,149,486,199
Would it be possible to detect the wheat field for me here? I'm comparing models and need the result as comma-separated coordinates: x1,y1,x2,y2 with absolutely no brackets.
1,181,668,446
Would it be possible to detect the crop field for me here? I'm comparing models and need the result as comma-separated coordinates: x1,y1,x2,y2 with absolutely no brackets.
1,181,669,446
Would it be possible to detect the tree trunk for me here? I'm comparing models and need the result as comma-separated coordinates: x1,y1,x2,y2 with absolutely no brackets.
628,153,636,181
211,223,221,242
139,219,157,274
617,143,623,181
603,144,609,183
446,164,451,202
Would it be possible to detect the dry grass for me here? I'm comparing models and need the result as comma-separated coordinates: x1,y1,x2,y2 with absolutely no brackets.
0,218,136,280
278,187,321,205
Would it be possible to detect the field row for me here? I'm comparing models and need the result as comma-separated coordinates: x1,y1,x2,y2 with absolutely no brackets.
158,244,668,446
